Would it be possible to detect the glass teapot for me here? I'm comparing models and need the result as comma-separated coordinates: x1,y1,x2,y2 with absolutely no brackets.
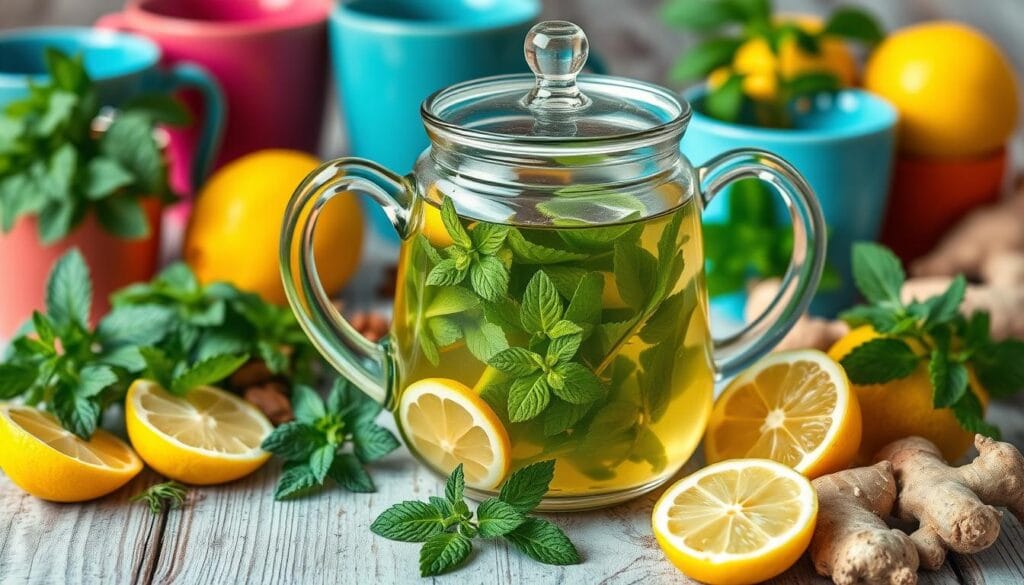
281,21,825,510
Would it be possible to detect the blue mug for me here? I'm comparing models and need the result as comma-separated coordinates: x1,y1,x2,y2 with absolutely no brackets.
329,0,542,240
681,87,897,317
0,27,225,190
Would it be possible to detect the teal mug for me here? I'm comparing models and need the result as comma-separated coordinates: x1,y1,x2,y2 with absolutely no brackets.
0,27,224,190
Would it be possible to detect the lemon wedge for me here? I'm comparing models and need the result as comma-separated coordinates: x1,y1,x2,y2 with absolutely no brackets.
398,378,511,490
652,459,818,585
126,380,272,485
0,405,142,502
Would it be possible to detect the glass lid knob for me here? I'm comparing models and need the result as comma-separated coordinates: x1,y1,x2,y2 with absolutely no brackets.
523,20,591,111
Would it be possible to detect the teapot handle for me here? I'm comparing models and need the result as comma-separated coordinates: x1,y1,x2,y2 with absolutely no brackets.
280,158,411,407
698,149,826,379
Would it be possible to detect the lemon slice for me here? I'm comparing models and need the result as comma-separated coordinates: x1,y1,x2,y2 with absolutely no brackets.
398,378,511,490
705,350,861,478
0,405,143,502
126,380,272,485
652,459,818,585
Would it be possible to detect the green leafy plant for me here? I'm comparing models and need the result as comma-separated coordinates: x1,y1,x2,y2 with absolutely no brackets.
662,0,884,126
131,480,188,514
0,49,187,242
838,243,1024,437
261,379,400,500
371,461,579,577
0,249,318,438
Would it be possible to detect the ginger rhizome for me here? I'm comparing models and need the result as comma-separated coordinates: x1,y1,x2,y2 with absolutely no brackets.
877,434,1024,570
810,461,919,585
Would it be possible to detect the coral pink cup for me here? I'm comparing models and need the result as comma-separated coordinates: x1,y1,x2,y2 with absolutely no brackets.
97,0,332,196
0,200,162,340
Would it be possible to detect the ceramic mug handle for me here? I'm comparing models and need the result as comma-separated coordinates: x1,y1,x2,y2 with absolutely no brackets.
280,159,411,407
698,149,826,379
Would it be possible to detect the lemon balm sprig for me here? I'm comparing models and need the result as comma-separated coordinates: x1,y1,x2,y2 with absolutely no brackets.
838,243,1024,437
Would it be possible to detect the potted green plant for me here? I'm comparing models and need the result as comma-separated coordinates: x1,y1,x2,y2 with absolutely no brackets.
0,49,186,337
663,0,895,317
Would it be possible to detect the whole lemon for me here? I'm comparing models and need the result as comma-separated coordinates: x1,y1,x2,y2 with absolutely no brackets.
184,150,364,305
865,22,1019,157
828,326,987,463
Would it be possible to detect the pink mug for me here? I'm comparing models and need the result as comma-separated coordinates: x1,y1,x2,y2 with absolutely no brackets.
97,0,332,195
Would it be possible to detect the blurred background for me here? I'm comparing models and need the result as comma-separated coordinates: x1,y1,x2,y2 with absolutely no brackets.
7,0,1021,159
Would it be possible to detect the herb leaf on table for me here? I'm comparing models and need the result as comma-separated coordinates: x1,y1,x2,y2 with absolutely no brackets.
371,460,580,577
262,379,400,500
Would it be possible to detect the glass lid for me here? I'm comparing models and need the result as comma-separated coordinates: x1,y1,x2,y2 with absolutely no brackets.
421,20,690,141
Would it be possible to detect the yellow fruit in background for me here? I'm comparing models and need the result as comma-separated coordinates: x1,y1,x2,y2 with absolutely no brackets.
828,326,987,463
421,189,453,247
184,150,364,306
865,22,1019,157
0,405,143,502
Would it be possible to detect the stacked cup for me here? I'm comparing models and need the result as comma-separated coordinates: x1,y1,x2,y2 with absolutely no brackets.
872,22,1020,264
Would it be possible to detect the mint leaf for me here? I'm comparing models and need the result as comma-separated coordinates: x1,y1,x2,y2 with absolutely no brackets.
419,532,472,577
490,348,542,376
84,157,133,200
613,243,657,309
822,7,885,44
552,362,603,404
446,464,466,505
274,464,320,500
291,385,326,423
953,390,1000,439
470,223,509,255
929,350,968,408
352,423,401,463
468,255,509,302
839,304,900,333
37,201,75,244
0,363,37,399
851,242,905,306
564,273,603,330
309,444,336,483
463,321,508,362
476,499,524,537
372,501,446,542
661,0,745,30
498,460,555,514
52,386,100,439
78,364,117,397
426,259,467,287
973,339,1024,397
920,275,967,329
427,315,463,348
440,198,471,249
170,353,249,395
329,453,376,493
507,375,550,422
96,196,150,239
543,400,592,436
139,346,175,388
521,271,563,335
840,338,919,384
668,36,743,82
424,286,479,318
98,305,175,347
46,249,92,330
547,334,582,364
507,229,587,264
504,517,580,565
261,422,325,461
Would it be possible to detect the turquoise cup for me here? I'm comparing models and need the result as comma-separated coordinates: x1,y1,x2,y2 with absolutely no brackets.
0,27,224,190
329,0,541,241
681,87,898,318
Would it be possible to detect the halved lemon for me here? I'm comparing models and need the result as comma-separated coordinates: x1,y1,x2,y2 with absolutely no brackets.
398,378,511,490
652,459,818,585
0,405,143,502
126,380,272,485
705,350,861,478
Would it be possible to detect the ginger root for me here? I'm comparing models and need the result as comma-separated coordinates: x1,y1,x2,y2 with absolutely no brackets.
876,434,1024,570
810,461,919,585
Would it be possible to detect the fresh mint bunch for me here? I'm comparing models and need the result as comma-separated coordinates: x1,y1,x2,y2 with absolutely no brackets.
839,242,1024,437
0,49,187,242
132,481,188,514
426,198,510,302
371,460,580,577
261,379,400,500
0,249,317,438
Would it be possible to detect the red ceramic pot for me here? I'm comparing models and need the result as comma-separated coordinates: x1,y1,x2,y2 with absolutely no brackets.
881,148,1008,264
0,199,162,338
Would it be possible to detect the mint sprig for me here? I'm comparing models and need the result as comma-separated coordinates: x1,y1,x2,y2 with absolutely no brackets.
261,379,400,500
0,49,186,242
838,242,1024,437
371,460,580,577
